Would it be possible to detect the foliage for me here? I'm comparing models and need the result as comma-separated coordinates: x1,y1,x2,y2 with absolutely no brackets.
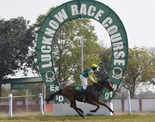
12,89,27,96
122,48,155,97
0,17,35,81
11,84,42,96
96,47,155,97
1,86,9,97
53,19,102,85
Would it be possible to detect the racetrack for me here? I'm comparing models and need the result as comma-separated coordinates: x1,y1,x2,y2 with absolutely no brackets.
0,113,155,122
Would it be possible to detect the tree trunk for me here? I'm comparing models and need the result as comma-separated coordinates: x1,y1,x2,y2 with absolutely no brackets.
130,88,135,98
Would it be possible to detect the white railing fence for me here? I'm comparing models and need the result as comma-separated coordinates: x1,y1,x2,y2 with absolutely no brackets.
1,91,155,117
0,93,45,117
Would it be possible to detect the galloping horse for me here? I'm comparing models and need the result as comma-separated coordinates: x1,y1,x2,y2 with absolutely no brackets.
46,78,114,118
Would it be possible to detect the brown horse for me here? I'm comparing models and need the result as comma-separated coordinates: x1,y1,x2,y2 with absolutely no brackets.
46,78,114,118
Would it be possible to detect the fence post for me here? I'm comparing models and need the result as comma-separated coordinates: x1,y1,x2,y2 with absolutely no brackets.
8,93,13,117
25,89,29,112
109,102,113,116
127,90,131,114
40,93,44,115
43,84,46,113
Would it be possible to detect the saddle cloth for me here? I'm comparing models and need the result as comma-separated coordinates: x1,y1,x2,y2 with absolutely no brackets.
74,86,83,92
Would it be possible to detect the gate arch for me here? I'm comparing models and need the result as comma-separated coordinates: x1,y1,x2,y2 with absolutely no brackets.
36,0,128,102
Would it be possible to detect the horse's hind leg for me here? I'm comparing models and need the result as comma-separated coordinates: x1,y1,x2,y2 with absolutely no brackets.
70,100,85,118
77,107,84,114
70,100,84,114
96,100,114,113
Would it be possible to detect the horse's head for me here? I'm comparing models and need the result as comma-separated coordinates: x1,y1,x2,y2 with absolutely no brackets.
98,77,113,92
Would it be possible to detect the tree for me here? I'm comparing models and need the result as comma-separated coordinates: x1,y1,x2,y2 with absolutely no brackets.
35,8,102,85
95,47,155,97
122,48,155,97
0,17,35,96
52,18,102,85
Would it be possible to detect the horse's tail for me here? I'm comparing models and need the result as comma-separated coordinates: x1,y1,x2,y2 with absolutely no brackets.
46,89,62,103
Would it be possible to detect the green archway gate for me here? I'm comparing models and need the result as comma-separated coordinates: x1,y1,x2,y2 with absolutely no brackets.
36,0,128,103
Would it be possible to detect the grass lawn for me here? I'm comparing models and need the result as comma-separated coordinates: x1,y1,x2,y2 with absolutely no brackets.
0,113,155,122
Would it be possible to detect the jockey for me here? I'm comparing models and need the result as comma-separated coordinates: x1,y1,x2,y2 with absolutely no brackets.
80,64,98,100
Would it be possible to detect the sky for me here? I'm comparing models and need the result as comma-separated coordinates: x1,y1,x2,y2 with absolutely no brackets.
0,0,155,48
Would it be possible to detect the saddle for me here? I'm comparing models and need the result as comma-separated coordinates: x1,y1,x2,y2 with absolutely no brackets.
74,85,98,102
74,86,89,102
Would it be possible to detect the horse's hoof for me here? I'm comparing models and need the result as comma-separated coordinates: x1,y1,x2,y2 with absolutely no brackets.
80,115,85,119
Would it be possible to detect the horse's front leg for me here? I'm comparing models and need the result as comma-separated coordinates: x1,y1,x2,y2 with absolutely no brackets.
96,100,114,113
86,101,100,113
90,104,99,113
